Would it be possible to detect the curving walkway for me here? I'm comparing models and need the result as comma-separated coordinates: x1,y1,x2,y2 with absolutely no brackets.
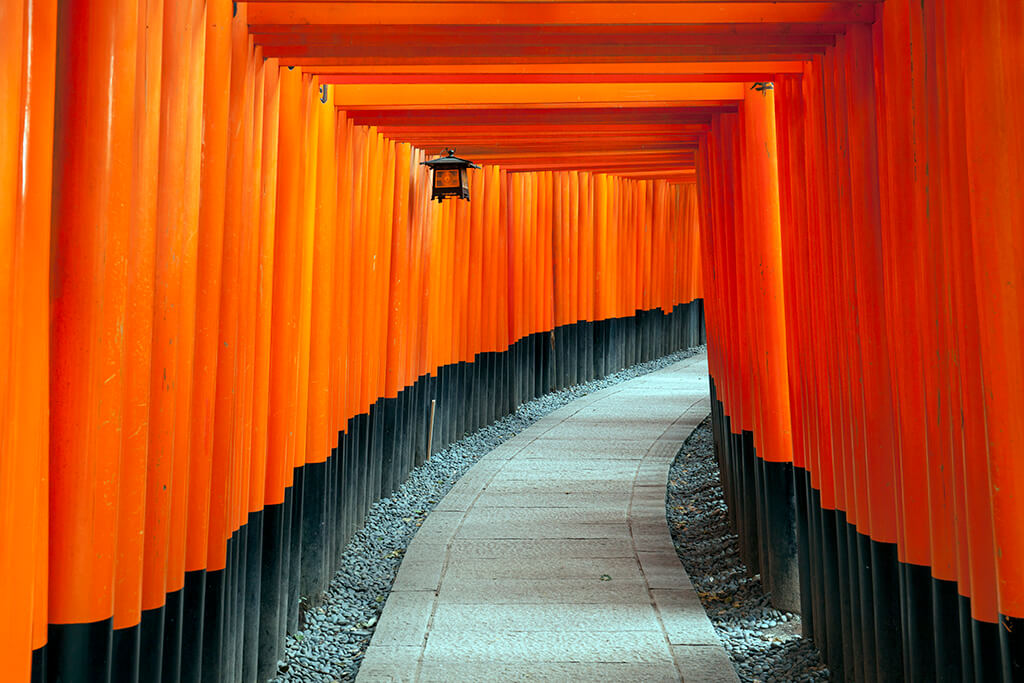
357,352,738,683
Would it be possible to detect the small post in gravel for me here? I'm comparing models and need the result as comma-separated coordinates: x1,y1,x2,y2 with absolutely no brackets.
427,399,436,460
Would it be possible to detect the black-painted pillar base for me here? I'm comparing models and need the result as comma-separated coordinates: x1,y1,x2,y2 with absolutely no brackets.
44,619,114,683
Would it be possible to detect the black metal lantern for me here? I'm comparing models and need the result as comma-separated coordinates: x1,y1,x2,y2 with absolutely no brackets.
421,148,480,202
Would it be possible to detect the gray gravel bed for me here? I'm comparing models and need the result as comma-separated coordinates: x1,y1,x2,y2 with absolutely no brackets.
271,345,704,683
667,417,830,683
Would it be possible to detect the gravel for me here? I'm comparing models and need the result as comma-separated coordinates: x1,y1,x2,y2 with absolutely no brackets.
271,345,704,683
666,417,830,683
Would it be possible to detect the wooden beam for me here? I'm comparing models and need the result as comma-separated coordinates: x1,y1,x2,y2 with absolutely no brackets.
373,123,711,135
246,3,877,27
317,72,790,84
270,49,824,65
467,148,698,160
305,61,804,75
327,82,744,106
343,106,728,126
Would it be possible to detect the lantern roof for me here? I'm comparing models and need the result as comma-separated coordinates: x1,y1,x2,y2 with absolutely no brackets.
421,149,481,169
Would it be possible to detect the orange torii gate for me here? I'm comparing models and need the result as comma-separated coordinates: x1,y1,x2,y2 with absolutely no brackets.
1,1,1022,682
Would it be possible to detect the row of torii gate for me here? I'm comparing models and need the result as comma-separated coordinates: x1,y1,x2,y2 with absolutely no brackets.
2,1,1022,682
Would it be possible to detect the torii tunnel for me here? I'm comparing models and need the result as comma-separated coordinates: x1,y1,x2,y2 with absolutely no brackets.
2,1,1023,681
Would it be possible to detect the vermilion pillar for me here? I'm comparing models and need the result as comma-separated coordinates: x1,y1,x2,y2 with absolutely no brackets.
1,1,55,680
49,1,138,681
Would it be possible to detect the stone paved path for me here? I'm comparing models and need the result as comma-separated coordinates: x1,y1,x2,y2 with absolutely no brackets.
357,352,738,683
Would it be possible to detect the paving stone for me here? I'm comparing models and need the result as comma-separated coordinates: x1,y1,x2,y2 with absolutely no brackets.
430,602,661,633
637,551,693,590
455,518,628,540
530,423,668,441
423,629,674,663
417,661,680,683
488,467,637,482
477,445,526,461
443,556,642,581
432,490,477,512
632,484,670,505
485,475,639,490
514,440,652,459
652,589,724,646
461,505,629,526
391,558,445,592
672,645,741,683
442,537,636,559
499,460,641,475
631,520,672,539
442,480,480,499
632,532,679,557
482,480,634,495
444,471,498,493
371,591,436,646
645,442,683,463
639,458,672,473
637,470,672,487
631,501,671,523
354,646,421,683
437,577,651,604
473,491,630,510
409,510,464,544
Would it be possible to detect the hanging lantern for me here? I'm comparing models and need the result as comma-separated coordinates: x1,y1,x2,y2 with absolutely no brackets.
421,148,480,203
